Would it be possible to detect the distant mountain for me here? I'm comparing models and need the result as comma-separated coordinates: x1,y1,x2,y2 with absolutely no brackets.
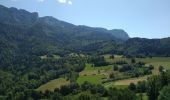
0,4,130,56
0,4,170,59
0,5,129,39
109,29,129,41
0,5,38,25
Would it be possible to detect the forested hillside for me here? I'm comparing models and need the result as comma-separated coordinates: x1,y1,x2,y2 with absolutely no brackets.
123,38,170,57
0,4,170,100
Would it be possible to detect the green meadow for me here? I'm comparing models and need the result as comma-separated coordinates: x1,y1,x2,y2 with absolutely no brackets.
77,75,106,85
36,78,69,92
37,55,170,92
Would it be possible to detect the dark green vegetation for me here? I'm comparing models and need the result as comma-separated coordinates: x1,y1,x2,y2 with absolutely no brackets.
0,5,170,100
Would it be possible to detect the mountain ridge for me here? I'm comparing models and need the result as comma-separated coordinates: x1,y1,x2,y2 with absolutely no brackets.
0,4,170,57
0,4,129,41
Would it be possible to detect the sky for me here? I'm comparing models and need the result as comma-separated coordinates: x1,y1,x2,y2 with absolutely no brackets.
0,0,170,38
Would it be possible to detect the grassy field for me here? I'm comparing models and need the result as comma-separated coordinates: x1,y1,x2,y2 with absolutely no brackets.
40,54,60,59
84,63,112,71
110,76,147,85
105,55,170,74
147,62,170,74
77,63,112,84
77,74,106,85
104,54,130,63
79,63,112,76
135,57,170,75
136,57,170,63
36,78,69,92
104,84,128,89
103,76,148,88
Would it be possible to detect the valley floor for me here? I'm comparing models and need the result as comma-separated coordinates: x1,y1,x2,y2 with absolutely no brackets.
37,55,170,91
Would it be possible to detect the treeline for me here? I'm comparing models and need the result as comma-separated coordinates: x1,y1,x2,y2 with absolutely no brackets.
128,70,170,100
3,70,170,100
2,81,137,100
90,56,109,67
0,55,86,99
122,38,170,57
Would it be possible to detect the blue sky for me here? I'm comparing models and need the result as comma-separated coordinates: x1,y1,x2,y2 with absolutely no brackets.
0,0,170,38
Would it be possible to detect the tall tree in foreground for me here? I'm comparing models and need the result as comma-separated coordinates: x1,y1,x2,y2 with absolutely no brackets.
147,76,161,100
108,88,136,100
158,84,170,100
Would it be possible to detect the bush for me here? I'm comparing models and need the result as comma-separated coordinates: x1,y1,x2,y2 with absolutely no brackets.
109,73,115,79
159,66,164,72
119,64,132,72
128,83,136,91
131,58,136,63
110,55,115,59
158,84,170,100
115,60,128,65
136,81,147,93
148,65,154,70
113,65,118,71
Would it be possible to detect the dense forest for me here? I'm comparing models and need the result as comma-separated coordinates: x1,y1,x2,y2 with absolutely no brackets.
0,5,170,100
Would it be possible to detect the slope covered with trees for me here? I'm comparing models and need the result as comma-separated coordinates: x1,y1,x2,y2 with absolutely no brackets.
0,4,170,100
123,38,170,57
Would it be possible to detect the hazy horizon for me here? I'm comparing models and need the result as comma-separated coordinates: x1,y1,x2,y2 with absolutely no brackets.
0,0,170,39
